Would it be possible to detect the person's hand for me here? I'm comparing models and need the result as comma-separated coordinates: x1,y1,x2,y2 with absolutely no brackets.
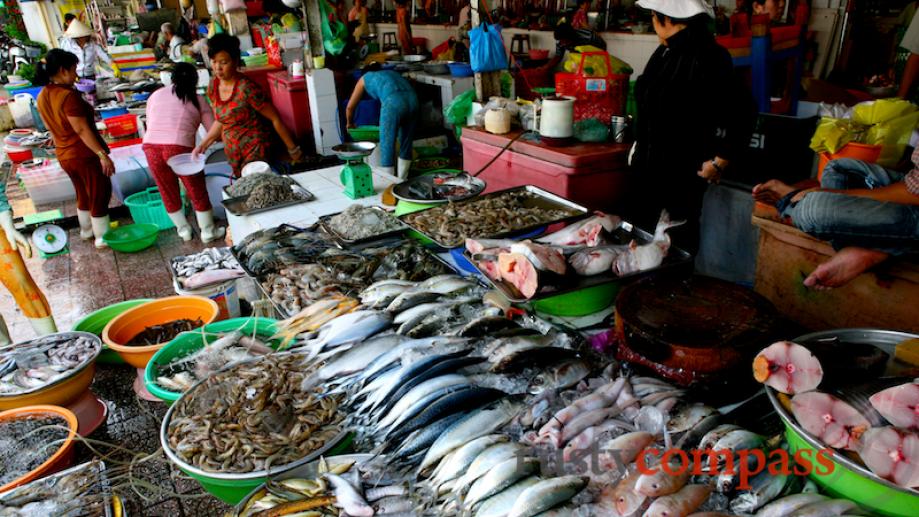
289,146,304,163
99,154,115,177
346,119,356,129
191,144,207,161
0,210,31,258
698,159,722,184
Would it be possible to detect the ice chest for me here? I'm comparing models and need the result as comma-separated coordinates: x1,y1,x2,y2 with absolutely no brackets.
461,127,631,211
267,71,312,140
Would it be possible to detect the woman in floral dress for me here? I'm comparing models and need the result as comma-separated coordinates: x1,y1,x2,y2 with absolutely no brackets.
193,34,302,176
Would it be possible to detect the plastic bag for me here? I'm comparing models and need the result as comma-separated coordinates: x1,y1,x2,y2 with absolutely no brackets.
444,89,475,138
469,23,507,73
809,118,868,154
563,45,633,77
811,99,919,166
318,0,348,56
474,96,519,126
432,38,455,61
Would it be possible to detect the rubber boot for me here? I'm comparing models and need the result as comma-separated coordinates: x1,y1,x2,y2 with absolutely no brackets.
28,316,57,337
397,158,412,181
377,165,396,177
76,209,94,240
195,210,225,244
168,211,193,242
91,215,110,249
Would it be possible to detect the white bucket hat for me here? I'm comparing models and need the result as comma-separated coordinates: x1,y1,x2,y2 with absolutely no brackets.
636,0,715,19
64,19,94,39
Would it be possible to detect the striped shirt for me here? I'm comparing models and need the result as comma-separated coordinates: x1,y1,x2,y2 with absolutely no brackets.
907,147,919,196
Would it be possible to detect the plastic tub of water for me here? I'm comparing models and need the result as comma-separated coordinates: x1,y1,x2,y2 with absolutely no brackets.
173,278,240,321
167,153,206,176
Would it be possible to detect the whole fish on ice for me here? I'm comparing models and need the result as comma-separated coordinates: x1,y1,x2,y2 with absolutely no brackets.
612,210,684,276
295,310,392,358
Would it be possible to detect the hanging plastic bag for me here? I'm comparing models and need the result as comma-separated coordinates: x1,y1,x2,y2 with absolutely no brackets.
444,88,476,138
432,38,455,61
318,0,348,56
469,23,507,73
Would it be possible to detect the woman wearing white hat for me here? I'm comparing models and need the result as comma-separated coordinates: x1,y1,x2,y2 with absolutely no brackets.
628,0,755,254
60,19,117,84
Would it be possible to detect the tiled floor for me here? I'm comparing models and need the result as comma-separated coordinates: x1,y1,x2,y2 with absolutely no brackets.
3,167,231,515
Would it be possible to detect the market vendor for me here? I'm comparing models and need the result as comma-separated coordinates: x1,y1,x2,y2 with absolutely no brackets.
753,157,919,289
396,0,414,54
144,62,224,244
348,0,370,42
346,66,418,180
161,22,185,63
629,0,755,254
0,168,57,337
36,49,114,250
571,0,592,30
192,34,303,176
750,0,786,22
60,20,118,81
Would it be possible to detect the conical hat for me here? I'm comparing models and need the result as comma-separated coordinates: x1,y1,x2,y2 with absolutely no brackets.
64,19,94,39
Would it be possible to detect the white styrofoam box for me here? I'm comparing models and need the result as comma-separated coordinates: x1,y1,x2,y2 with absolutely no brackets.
19,160,77,204
278,32,307,50
307,68,341,155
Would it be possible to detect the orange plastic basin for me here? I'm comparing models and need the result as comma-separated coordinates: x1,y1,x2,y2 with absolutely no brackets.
0,365,95,411
102,296,219,368
817,143,882,180
0,405,79,493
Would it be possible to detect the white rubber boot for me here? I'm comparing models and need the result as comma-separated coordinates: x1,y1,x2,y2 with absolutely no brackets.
376,165,396,177
28,316,57,337
168,211,193,242
397,158,412,181
91,215,110,249
76,209,94,240
195,210,225,244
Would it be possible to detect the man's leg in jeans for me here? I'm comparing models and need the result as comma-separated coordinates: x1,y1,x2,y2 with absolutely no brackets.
820,158,904,190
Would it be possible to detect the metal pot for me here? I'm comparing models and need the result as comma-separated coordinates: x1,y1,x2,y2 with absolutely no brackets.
422,61,449,75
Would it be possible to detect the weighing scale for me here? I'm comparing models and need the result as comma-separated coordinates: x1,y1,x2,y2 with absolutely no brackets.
31,224,69,259
332,142,376,199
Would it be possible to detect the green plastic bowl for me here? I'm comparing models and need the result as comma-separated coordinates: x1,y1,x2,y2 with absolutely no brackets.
72,299,152,364
348,125,380,142
531,282,620,317
144,317,280,404
102,223,159,253
533,87,556,96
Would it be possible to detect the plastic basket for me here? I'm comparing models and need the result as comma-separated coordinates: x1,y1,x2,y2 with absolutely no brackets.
103,114,138,138
123,187,184,230
556,51,630,121
19,160,77,204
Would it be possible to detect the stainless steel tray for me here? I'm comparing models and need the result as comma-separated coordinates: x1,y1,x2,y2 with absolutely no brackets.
397,185,589,248
222,184,314,217
0,459,114,517
392,170,486,204
168,247,242,291
462,220,693,303
318,206,408,247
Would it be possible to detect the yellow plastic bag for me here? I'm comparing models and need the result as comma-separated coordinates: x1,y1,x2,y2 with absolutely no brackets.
563,46,633,77
811,99,919,166
809,117,867,154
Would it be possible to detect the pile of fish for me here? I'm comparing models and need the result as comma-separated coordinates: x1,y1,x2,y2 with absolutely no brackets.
171,247,244,290
0,460,112,517
127,318,203,346
326,205,404,241
402,190,581,247
262,241,451,316
754,340,919,490
236,457,412,517
233,225,336,277
226,172,297,198
154,329,275,392
165,353,344,473
467,211,682,299
0,333,100,395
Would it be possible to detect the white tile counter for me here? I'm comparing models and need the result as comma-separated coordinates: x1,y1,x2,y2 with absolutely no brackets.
225,165,397,242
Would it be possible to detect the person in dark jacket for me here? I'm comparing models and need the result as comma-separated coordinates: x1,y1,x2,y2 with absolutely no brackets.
630,0,756,254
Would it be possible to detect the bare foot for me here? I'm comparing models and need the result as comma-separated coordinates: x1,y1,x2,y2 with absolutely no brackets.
803,247,889,290
752,179,796,205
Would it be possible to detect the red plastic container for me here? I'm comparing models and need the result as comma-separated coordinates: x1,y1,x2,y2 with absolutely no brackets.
461,128,631,211
556,51,630,121
5,145,32,163
241,65,282,98
268,71,312,140
103,114,138,138
246,0,265,16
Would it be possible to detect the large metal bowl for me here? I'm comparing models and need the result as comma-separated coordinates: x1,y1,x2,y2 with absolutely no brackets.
332,142,376,160
766,328,919,517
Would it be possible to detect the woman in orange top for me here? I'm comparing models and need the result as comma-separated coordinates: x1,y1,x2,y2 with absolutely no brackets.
396,0,414,54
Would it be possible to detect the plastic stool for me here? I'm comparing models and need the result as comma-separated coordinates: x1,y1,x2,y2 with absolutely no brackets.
511,34,530,57
382,32,398,51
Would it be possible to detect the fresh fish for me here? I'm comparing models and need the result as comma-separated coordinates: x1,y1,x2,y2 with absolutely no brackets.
420,398,523,471
598,431,656,471
376,374,471,430
538,377,627,444
375,351,480,417
360,282,415,308
429,434,509,487
386,291,443,313
698,424,741,451
558,406,624,448
496,252,544,299
390,411,470,462
528,358,591,395
791,392,870,451
753,341,824,395
418,275,476,294
299,310,392,358
394,301,457,325
755,494,828,517
465,457,539,508
385,387,506,444
454,315,519,338
635,462,691,497
860,426,919,488
667,404,720,434
367,349,473,415
712,429,765,454
474,476,541,517
305,334,407,388
612,210,683,276
181,268,245,289
324,473,373,516
787,499,860,517
454,442,527,495
562,418,637,462
730,470,791,514
508,242,567,275
869,380,919,430
373,496,415,514
535,213,622,247
358,336,463,386
642,484,712,517
506,475,588,517
597,466,647,517
570,246,626,276
487,338,573,372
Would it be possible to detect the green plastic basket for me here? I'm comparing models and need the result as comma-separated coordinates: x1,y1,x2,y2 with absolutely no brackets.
348,125,380,142
532,282,620,317
102,223,159,253
72,299,152,364
123,187,183,230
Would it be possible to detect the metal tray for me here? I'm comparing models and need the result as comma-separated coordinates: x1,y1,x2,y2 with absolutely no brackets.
229,223,319,279
462,220,693,303
392,170,486,204
397,185,589,248
221,184,314,217
168,247,243,291
0,459,114,517
318,206,407,247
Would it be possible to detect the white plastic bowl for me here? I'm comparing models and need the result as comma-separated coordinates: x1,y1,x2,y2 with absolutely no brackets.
167,153,206,176
241,161,271,177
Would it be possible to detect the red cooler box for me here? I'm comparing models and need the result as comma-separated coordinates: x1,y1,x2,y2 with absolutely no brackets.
268,71,312,140
241,64,283,98
461,127,631,211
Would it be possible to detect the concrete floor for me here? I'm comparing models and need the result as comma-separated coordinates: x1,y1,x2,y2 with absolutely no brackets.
3,168,231,515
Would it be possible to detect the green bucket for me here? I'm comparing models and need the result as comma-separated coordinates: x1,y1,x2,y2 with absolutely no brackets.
531,282,620,317
174,433,354,505
72,299,152,364
144,317,280,404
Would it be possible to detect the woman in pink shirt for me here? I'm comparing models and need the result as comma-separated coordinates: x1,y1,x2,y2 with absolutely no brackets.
143,62,224,243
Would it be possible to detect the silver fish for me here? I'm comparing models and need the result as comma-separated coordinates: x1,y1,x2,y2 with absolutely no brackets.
698,424,742,451
376,374,471,430
299,310,392,358
465,456,539,508
386,290,443,313
453,442,527,496
429,434,510,488
507,475,588,517
755,493,828,517
787,499,860,517
324,473,373,516
420,398,523,471
529,358,591,395
474,476,541,517
729,470,791,514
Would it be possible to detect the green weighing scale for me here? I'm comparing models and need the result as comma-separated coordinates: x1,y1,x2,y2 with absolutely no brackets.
332,142,377,199
25,210,69,259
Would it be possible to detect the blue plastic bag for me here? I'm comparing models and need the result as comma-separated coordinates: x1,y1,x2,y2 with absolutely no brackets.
469,23,507,73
